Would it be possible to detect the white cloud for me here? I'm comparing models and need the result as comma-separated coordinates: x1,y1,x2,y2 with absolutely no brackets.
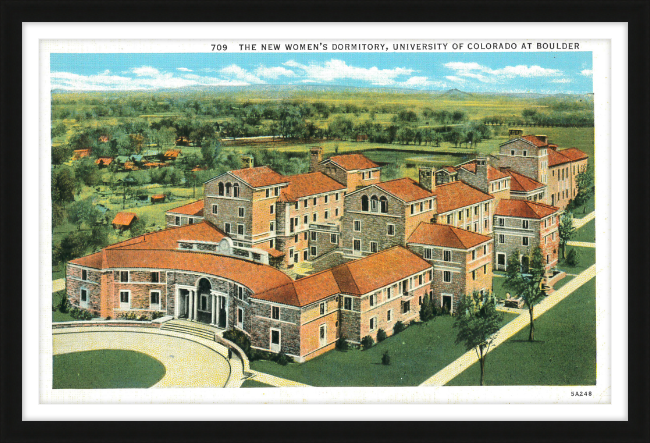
444,61,562,83
284,59,413,86
177,67,193,72
220,64,265,84
551,78,572,84
397,76,446,89
130,66,161,77
581,69,593,77
445,75,466,83
255,66,295,79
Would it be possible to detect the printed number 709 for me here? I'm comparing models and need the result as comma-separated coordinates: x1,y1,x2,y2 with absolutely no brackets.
211,44,227,51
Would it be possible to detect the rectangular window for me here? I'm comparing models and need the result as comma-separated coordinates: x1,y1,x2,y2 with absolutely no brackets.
238,285,244,300
402,301,410,314
344,297,352,310
353,239,361,252
224,222,231,234
303,250,308,261
472,270,476,281
499,234,505,243
80,289,88,308
313,197,317,206
174,216,181,225
419,274,423,286
387,224,395,236
269,205,274,214
120,271,129,282
511,150,515,156
324,195,329,204
443,250,451,262
320,302,325,315
237,224,244,235
483,245,487,255
269,239,274,248
120,291,130,309
474,206,478,216
324,210,329,220
310,246,317,256
275,187,280,197
150,291,160,308
522,237,529,246
447,215,452,224
370,241,378,253
411,204,415,215
331,234,338,244
523,150,527,157
311,231,317,241
81,269,87,281
266,189,270,198
335,208,339,217
484,264,487,274
458,211,463,221
466,208,470,218
354,220,361,231
370,317,376,331
295,202,299,210
312,213,317,222
429,200,433,210
387,287,392,299
319,324,327,347
335,192,340,201
270,221,275,232
304,215,308,224
484,203,489,212
522,220,529,229
238,207,245,218
237,307,244,328
304,232,308,240
387,310,392,322
294,234,298,243
369,294,375,307
472,250,476,260
420,202,424,212
212,204,218,215
304,200,308,208
498,218,504,226
424,248,432,260
443,271,451,283
151,272,160,283
272,306,280,320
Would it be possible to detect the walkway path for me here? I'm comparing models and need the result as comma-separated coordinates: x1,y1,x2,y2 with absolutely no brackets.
420,263,597,386
53,327,245,388
248,370,311,388
573,211,595,229
52,278,65,292
567,241,596,248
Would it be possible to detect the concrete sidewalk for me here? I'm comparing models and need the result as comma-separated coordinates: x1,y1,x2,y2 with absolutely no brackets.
53,278,65,292
567,241,596,248
573,211,595,229
248,370,311,388
420,263,597,386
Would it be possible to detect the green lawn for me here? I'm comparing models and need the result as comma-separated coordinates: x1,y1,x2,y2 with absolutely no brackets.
53,350,166,389
558,246,596,275
250,314,517,387
570,195,595,217
573,218,596,243
240,379,275,388
52,290,75,322
446,277,596,386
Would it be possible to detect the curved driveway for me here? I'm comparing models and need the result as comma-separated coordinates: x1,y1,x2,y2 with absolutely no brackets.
53,327,245,388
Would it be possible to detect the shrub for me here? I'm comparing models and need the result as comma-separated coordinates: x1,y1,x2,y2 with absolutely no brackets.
105,316,111,320
275,352,290,366
393,321,406,335
361,335,374,350
223,328,251,357
138,314,148,321
151,311,164,320
381,351,391,366
419,296,434,322
336,335,349,351
376,328,387,342
566,248,580,266
57,292,69,313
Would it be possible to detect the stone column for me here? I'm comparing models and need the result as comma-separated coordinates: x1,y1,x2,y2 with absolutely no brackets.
193,291,198,320
211,295,216,324
188,292,193,320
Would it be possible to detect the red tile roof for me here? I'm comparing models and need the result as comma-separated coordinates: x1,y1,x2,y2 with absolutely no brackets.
106,221,224,251
408,223,492,249
558,147,589,162
333,246,431,295
326,154,379,171
255,244,285,258
112,212,136,227
375,178,434,203
431,181,493,213
229,166,290,188
167,200,204,216
101,249,292,294
254,270,341,307
95,157,113,166
500,168,545,193
164,149,180,158
495,199,559,219
457,160,509,181
68,251,104,269
439,166,458,174
521,135,549,147
278,172,346,202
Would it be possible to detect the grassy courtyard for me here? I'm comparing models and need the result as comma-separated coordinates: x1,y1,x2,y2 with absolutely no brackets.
572,218,596,243
53,349,166,389
446,277,596,386
240,379,274,388
250,313,517,387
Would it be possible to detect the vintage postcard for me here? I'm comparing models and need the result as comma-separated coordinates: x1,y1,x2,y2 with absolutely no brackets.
34,24,617,415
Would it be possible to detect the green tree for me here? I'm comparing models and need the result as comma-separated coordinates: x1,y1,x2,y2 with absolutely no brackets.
51,123,68,139
504,247,546,341
52,203,67,228
575,167,594,213
74,157,101,187
52,167,76,204
453,291,503,386
129,215,148,238
88,225,111,252
53,231,89,266
558,212,576,259
419,294,434,322
68,199,102,230
52,144,73,165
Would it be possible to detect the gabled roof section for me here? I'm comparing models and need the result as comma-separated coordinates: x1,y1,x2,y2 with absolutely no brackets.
323,154,379,171
112,212,137,226
431,181,493,213
106,221,225,251
521,135,549,147
229,166,290,188
167,200,204,216
547,148,573,167
278,172,346,202
332,246,431,295
457,160,509,181
408,223,492,250
500,168,545,193
69,251,104,269
254,269,341,307
558,147,589,162
495,199,560,219
374,178,434,203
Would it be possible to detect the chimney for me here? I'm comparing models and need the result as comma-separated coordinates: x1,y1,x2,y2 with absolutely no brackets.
419,166,436,192
535,135,548,145
475,157,489,192
240,155,254,169
309,146,323,173
509,128,523,140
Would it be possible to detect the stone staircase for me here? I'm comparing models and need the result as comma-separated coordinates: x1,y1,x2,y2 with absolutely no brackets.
286,261,314,279
160,319,220,341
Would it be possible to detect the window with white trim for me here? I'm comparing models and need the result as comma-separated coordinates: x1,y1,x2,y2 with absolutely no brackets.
344,297,352,311
499,234,505,243
369,317,377,331
212,204,218,215
310,246,317,256
354,220,361,231
424,248,432,260
80,288,88,308
443,250,451,262
270,221,275,232
81,269,87,281
224,222,231,234
238,207,245,218
272,306,280,320
331,233,338,244
120,271,129,282
324,195,329,204
312,213,317,222
175,216,181,225
387,224,395,236
150,290,161,309
387,309,392,322
151,271,160,283
237,224,245,236
120,290,130,309
320,302,326,315
237,307,244,328
522,219,529,229
311,231,317,241
335,208,339,217
269,205,274,214
303,215,308,224
443,271,451,283
324,210,329,220
370,241,378,253
522,237,529,246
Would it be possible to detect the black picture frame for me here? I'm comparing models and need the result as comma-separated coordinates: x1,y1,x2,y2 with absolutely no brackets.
1,1,648,442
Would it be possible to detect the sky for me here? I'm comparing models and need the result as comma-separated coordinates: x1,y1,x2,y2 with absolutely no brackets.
50,52,593,94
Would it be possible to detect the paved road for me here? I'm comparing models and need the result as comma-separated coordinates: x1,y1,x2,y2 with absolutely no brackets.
573,211,595,229
52,279,65,292
53,327,244,388
248,370,311,388
567,241,596,248
419,263,597,386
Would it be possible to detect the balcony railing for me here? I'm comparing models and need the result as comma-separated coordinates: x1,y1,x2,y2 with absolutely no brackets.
309,223,339,232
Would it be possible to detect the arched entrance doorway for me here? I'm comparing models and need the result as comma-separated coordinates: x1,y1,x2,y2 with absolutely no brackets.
196,278,212,324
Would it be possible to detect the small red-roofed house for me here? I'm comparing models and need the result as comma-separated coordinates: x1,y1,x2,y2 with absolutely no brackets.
95,157,113,168
165,200,205,227
500,167,547,203
493,199,562,271
311,148,381,191
73,148,92,160
112,212,137,230
407,223,493,313
150,194,166,204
